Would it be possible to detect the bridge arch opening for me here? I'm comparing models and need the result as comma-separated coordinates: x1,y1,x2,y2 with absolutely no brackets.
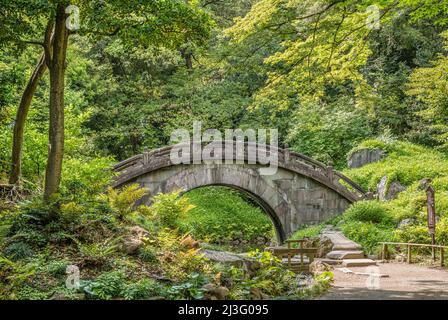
178,185,284,249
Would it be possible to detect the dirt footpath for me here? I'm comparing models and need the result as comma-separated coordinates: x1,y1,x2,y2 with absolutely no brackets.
320,262,448,300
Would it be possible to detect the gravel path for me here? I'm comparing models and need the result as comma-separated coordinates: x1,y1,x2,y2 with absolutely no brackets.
320,262,448,300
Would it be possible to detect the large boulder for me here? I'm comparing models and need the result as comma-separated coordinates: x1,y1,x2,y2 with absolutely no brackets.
377,176,406,201
200,249,248,267
347,148,385,168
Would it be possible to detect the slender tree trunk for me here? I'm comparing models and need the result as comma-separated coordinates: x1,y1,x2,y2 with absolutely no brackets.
179,47,193,69
9,54,48,185
44,4,69,201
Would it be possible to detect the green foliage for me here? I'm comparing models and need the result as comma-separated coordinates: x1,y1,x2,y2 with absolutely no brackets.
83,270,127,300
179,187,274,244
104,184,149,219
287,99,372,167
122,278,164,300
291,224,325,240
2,0,448,301
150,191,195,229
0,256,37,295
344,201,394,225
406,31,448,151
344,139,448,191
167,273,208,300
61,157,114,199
71,236,121,267
341,221,395,254
3,242,34,261
339,139,448,253
154,229,210,281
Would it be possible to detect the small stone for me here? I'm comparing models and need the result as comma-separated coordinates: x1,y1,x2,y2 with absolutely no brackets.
309,260,332,276
377,176,406,201
398,218,415,229
127,226,149,238
203,283,229,300
122,238,143,255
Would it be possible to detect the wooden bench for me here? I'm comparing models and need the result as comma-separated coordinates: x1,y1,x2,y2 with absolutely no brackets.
267,239,317,273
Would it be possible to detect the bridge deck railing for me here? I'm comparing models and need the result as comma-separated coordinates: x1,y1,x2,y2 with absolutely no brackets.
113,141,366,200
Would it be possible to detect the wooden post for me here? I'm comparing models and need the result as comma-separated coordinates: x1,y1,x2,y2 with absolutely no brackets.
431,234,436,262
441,247,444,267
382,243,389,261
407,244,412,264
300,241,304,266
426,185,436,261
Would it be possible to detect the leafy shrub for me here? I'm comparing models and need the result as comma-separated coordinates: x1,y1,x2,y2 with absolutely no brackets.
3,242,34,261
104,184,149,219
291,224,324,239
15,285,49,300
166,273,208,300
303,272,333,298
155,229,210,280
71,236,120,267
138,246,158,264
43,259,69,277
149,191,195,229
61,157,114,200
122,278,163,300
0,256,37,292
341,221,395,254
83,270,127,300
394,225,431,245
178,187,274,244
287,98,372,168
344,201,394,225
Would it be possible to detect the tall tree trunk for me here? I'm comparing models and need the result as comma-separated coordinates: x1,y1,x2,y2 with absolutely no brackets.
44,4,69,201
9,54,47,185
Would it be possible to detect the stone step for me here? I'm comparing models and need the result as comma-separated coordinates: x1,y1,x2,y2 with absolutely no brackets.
342,259,377,267
326,250,365,260
332,243,362,251
321,230,362,251
319,258,343,266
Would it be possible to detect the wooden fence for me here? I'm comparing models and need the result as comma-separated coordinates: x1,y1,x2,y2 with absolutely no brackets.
379,242,448,267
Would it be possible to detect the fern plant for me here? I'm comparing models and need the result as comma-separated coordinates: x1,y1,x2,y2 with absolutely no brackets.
103,184,149,219
69,236,121,266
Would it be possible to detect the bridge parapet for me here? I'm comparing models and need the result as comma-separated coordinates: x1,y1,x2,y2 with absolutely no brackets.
113,141,365,202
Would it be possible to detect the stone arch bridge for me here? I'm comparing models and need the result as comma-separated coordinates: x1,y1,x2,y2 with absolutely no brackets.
112,141,365,242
